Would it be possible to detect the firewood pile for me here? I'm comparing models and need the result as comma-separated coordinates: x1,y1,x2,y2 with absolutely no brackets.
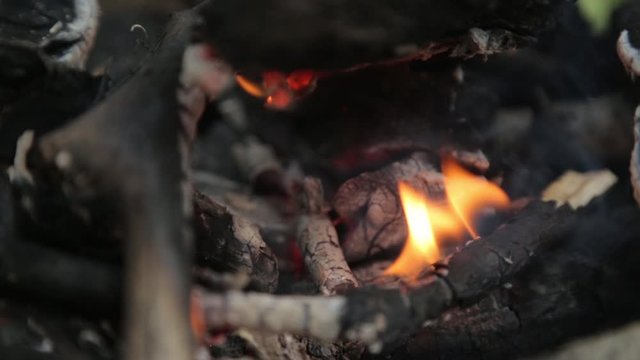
2,1,640,360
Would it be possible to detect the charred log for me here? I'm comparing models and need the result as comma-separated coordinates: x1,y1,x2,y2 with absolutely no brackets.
334,151,488,263
197,0,568,71
193,190,279,292
394,202,640,360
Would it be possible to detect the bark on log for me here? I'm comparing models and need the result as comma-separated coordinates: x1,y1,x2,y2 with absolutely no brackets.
197,0,568,71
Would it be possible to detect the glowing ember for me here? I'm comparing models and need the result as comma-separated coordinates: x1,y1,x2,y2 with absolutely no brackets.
384,181,441,278
266,89,292,109
287,70,316,91
385,158,510,279
235,70,317,110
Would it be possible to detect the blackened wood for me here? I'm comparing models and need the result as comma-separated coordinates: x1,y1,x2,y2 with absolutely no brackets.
198,202,575,350
334,150,488,263
446,201,573,302
335,152,444,263
198,0,568,72
193,190,279,292
340,202,573,347
387,202,640,360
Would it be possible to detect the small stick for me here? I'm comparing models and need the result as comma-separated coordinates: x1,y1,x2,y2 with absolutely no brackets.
297,177,358,295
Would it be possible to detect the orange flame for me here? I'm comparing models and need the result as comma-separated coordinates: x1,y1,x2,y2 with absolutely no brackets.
442,158,510,239
385,158,510,279
383,182,441,278
235,74,265,98
235,70,317,110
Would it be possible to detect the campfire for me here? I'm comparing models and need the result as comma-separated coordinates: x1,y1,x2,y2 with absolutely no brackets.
2,1,640,360
385,158,510,279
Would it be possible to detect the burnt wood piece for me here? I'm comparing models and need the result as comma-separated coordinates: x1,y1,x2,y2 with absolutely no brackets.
31,7,203,360
297,176,358,295
193,190,279,292
397,202,640,360
334,150,488,263
197,202,574,350
334,152,444,263
197,0,568,72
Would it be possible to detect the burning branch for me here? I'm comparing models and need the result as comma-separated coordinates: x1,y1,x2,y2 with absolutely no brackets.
196,202,573,351
334,151,491,263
